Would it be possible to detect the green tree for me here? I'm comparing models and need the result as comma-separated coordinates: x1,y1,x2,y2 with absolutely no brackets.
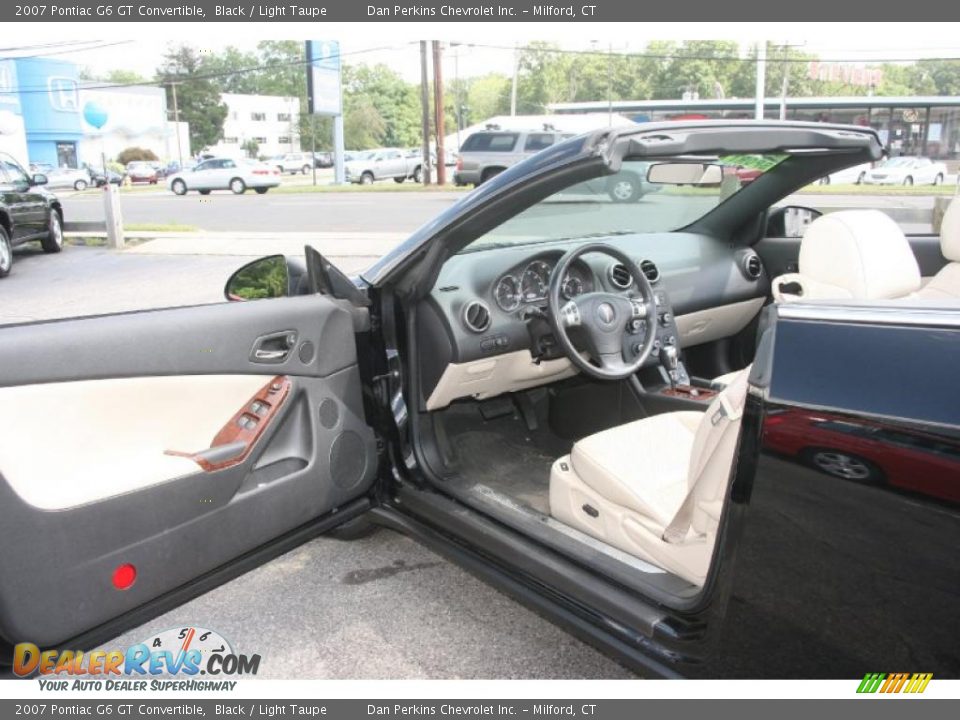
343,97,387,149
157,45,229,152
343,64,420,147
241,139,259,159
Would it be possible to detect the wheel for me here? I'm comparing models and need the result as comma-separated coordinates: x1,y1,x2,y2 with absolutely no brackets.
607,174,642,203
40,211,63,254
73,179,88,191
903,176,914,186
198,189,211,195
302,165,311,175
803,448,883,484
394,176,405,184
933,174,944,186
229,178,246,195
0,226,12,278
254,187,269,194
479,167,502,184
412,165,423,184
360,172,374,185
856,172,865,185
819,176,831,186
171,179,187,196
326,514,380,541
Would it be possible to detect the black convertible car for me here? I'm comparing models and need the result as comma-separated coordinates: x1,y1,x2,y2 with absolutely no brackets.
0,122,957,678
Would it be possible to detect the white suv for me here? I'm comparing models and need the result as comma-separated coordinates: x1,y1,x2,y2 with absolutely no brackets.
271,152,313,175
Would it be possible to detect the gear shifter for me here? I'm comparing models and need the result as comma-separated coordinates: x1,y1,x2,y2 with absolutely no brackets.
659,344,680,389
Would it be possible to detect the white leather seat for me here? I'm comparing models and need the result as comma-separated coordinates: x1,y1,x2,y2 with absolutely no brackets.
713,210,922,387
549,369,750,586
912,198,960,300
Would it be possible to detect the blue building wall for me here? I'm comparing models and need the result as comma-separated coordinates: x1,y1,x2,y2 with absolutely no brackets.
14,58,83,168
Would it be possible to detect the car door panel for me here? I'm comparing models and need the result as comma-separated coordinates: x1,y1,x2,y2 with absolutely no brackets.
0,295,378,647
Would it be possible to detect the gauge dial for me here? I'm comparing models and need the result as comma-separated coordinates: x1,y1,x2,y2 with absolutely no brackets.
521,261,552,303
561,274,584,300
494,275,521,312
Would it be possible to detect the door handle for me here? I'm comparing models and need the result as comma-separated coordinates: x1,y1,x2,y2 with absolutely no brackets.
250,331,298,364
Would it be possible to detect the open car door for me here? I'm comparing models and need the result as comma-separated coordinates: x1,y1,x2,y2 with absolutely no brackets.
0,289,379,651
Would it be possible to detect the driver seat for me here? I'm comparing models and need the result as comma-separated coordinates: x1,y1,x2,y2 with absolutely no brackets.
549,369,749,586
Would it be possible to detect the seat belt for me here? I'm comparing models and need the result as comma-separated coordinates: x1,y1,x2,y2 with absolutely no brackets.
661,381,745,544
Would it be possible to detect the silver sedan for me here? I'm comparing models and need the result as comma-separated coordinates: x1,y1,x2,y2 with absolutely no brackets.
167,158,282,195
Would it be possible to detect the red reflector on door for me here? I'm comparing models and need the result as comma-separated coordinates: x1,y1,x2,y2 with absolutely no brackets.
112,564,137,590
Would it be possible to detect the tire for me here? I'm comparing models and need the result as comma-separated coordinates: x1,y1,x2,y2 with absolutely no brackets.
360,172,374,186
394,176,405,184
326,514,380,541
933,174,944,186
302,165,311,175
856,172,865,185
479,167,503,184
171,179,187,196
819,176,831,186
607,174,642,203
903,176,914,186
198,189,211,195
802,447,883,485
254,187,269,195
73,179,88,191
229,178,246,195
0,226,12,278
40,211,64,254
412,165,422,184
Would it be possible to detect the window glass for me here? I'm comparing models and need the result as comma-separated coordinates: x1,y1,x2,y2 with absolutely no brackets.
524,133,555,152
460,133,519,152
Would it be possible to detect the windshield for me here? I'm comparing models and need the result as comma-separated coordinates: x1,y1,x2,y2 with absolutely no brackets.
460,154,786,252
880,157,915,168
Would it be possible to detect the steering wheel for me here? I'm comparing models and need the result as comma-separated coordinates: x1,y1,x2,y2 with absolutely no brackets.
548,243,657,380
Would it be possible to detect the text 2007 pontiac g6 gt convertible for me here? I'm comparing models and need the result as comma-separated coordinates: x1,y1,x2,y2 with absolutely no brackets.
0,122,957,678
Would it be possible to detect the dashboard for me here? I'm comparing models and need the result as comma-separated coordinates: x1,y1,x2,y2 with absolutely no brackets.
416,233,769,410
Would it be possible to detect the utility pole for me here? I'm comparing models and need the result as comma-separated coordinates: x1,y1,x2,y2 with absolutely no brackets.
607,42,614,126
433,41,446,186
452,42,462,152
419,41,432,186
510,43,519,116
777,41,804,121
169,80,183,167
754,42,766,121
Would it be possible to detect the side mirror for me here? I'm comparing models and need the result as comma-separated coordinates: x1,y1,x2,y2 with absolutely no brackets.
225,255,291,301
31,174,48,186
647,162,723,186
766,206,823,239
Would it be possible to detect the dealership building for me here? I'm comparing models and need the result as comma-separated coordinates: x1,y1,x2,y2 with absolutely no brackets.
549,96,960,162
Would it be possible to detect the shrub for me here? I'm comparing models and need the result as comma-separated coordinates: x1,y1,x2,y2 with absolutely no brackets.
116,147,159,165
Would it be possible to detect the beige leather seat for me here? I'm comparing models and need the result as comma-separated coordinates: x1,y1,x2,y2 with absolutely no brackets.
549,369,749,586
713,210,921,387
912,197,960,300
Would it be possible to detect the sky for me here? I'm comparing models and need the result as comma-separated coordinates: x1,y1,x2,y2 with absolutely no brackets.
6,26,960,87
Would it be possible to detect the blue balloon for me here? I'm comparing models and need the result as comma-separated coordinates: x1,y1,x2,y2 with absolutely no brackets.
83,102,108,129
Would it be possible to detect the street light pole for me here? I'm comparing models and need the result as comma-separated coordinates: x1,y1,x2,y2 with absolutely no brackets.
754,43,766,121
169,80,183,167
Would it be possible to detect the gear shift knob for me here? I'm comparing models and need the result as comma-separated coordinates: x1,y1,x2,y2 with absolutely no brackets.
660,344,680,388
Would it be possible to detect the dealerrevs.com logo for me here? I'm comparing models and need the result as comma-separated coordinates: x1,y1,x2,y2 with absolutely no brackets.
14,626,260,691
857,673,933,694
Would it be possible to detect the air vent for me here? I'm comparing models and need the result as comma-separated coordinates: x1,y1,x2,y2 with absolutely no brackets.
462,300,491,333
639,259,660,284
607,263,632,289
742,253,763,280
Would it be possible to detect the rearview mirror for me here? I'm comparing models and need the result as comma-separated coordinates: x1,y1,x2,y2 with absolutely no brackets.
647,163,723,186
31,174,48,186
225,255,290,301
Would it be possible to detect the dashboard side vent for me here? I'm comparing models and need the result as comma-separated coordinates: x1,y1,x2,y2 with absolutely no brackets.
639,259,660,284
742,253,763,280
462,300,491,333
608,263,632,289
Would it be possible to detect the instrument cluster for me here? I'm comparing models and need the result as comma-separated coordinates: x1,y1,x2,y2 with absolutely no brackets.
493,258,594,313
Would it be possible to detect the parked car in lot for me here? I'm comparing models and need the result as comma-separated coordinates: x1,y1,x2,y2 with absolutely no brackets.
313,151,333,168
89,168,124,187
125,161,158,185
862,156,947,186
0,152,64,278
167,157,281,195
817,161,873,185
344,148,423,184
270,152,313,175
2,123,959,680
454,128,574,186
43,166,94,192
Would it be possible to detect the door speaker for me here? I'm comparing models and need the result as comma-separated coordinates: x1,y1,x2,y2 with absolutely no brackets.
298,341,316,365
329,431,366,489
318,397,339,429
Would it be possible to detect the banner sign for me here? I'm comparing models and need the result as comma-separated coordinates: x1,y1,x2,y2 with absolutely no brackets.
306,40,342,117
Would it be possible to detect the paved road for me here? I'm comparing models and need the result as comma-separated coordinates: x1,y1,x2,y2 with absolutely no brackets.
59,188,940,235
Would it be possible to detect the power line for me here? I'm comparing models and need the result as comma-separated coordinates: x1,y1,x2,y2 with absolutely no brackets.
0,40,134,61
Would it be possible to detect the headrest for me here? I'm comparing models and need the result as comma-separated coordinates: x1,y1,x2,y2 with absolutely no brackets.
941,197,960,262
797,210,921,300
